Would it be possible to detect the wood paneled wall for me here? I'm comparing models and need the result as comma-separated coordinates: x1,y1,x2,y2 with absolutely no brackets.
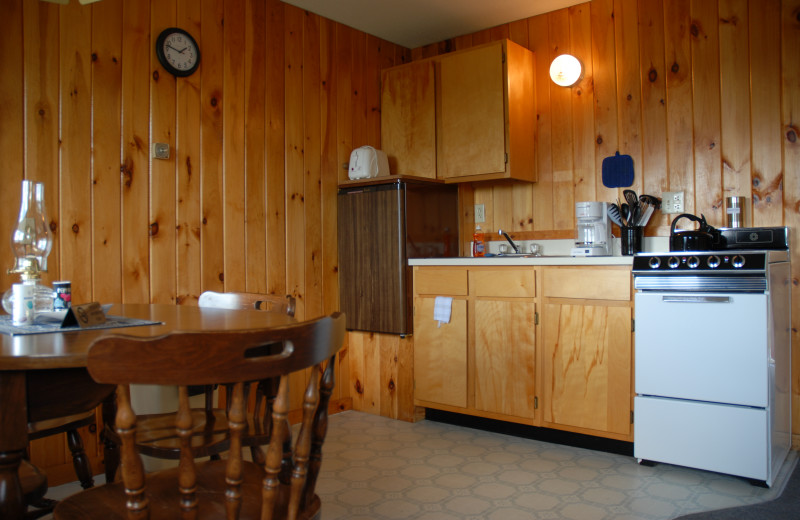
405,0,800,437
0,0,408,482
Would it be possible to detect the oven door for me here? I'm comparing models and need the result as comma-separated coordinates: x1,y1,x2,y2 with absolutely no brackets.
634,291,768,407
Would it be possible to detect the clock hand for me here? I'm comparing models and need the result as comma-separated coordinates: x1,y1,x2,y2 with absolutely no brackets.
166,44,182,53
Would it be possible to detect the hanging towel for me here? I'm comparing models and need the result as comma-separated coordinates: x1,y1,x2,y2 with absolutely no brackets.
433,296,452,328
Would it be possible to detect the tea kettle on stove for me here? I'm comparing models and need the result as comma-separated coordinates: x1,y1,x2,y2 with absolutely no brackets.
669,213,720,252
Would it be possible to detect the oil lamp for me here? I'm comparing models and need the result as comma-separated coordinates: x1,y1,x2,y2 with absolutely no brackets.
2,180,55,318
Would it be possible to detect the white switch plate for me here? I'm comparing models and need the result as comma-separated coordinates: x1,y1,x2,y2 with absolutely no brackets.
662,191,685,214
474,204,485,223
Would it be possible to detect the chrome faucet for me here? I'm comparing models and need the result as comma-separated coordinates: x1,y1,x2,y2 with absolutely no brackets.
498,229,520,254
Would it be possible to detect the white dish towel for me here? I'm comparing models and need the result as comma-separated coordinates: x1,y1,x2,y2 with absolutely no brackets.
433,296,452,328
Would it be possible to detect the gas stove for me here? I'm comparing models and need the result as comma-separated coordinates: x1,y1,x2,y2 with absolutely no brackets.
632,250,787,274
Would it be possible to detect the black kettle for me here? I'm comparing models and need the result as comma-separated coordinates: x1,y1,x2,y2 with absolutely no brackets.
669,213,719,252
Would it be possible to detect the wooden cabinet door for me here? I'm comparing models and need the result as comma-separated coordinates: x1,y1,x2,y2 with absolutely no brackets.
380,61,436,178
438,42,506,179
474,299,536,419
413,296,467,407
542,302,632,436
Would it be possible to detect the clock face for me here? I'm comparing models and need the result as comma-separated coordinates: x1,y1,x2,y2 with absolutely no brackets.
156,28,200,77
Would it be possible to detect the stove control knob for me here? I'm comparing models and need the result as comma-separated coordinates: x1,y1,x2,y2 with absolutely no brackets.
648,257,661,269
687,256,700,269
668,256,680,269
707,255,721,268
732,255,746,268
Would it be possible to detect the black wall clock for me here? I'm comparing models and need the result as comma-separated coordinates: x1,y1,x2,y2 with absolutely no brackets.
155,27,200,77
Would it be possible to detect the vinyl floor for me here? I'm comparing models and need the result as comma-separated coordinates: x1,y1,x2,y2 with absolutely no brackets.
39,410,796,520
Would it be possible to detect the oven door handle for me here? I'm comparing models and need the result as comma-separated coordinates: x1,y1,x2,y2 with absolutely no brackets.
661,295,731,303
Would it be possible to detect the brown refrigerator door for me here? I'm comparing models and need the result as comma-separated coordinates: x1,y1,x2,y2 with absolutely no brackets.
338,183,405,334
337,180,458,335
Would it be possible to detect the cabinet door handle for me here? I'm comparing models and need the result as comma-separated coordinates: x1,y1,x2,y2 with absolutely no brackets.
661,295,731,304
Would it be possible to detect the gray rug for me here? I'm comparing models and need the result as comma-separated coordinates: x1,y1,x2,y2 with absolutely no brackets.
673,460,800,519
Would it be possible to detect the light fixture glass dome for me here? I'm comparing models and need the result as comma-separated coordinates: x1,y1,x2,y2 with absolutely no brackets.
550,54,583,87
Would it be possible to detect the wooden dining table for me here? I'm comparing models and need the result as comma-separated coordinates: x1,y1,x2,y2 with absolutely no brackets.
0,303,295,520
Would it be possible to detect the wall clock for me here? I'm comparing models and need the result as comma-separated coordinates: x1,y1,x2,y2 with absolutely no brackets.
155,27,200,77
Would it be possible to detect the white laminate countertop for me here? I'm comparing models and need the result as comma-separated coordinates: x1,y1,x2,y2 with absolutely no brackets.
408,256,634,266
408,237,670,267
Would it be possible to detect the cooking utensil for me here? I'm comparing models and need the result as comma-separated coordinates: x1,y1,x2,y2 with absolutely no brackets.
669,213,720,251
607,204,622,226
638,205,655,226
623,189,639,210
639,194,662,209
620,203,630,226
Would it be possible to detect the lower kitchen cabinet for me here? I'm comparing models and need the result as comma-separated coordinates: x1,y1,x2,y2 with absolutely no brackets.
413,266,537,423
540,266,633,441
412,264,633,441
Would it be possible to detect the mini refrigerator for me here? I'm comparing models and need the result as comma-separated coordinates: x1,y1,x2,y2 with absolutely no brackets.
337,178,459,335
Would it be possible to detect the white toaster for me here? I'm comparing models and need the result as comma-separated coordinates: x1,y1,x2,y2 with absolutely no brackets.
348,146,390,180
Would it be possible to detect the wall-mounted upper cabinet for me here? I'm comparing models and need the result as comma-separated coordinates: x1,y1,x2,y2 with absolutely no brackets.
381,39,537,184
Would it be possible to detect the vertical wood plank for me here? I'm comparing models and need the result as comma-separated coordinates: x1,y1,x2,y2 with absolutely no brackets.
529,14,554,231
121,0,151,303
200,0,224,294
150,0,177,304
60,2,93,304
690,0,724,225
24,1,60,284
614,0,644,200
304,11,323,319
336,25,353,185
781,0,800,430
591,0,620,207
638,0,668,231
91,0,122,304
320,17,339,316
749,0,782,226
0,0,23,300
285,5,305,317
718,0,752,221
570,4,596,205
176,0,202,305
223,0,247,292
549,9,575,231
266,0,286,296
244,0,267,294
664,0,696,220
351,30,367,148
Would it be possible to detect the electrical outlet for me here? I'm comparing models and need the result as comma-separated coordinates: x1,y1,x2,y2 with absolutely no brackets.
474,204,486,223
662,191,685,214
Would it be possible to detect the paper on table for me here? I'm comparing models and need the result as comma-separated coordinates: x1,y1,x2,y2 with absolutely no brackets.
35,304,113,324
433,296,452,328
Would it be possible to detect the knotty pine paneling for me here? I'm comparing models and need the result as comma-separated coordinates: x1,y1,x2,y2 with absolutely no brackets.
0,0,406,483
411,0,800,441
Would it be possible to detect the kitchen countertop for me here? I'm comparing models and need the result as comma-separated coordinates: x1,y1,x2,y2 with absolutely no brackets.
409,237,669,266
409,256,633,266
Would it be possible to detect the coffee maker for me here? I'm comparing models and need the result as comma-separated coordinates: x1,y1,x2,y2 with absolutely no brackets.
571,201,612,256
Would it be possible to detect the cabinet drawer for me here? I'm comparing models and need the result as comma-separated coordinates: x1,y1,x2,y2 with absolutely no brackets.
543,267,630,301
414,268,468,296
470,268,535,298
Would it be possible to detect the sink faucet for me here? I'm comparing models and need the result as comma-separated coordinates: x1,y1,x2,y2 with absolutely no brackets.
498,229,520,254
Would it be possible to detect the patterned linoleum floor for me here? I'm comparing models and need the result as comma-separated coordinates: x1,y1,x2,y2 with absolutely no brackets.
41,410,795,520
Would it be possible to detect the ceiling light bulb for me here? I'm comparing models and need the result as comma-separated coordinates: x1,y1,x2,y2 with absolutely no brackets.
550,54,582,87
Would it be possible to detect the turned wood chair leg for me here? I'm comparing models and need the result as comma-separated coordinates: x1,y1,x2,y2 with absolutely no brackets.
66,429,94,489
101,391,120,483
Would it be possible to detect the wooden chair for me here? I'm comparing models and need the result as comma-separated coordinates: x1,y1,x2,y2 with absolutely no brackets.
54,311,345,520
101,292,297,483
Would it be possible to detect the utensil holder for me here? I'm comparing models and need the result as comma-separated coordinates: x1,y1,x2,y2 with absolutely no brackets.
621,226,643,256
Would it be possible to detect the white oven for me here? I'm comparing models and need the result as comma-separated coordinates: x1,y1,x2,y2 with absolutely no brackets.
632,246,790,487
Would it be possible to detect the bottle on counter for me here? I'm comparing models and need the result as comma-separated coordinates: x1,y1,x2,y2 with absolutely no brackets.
472,225,486,257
